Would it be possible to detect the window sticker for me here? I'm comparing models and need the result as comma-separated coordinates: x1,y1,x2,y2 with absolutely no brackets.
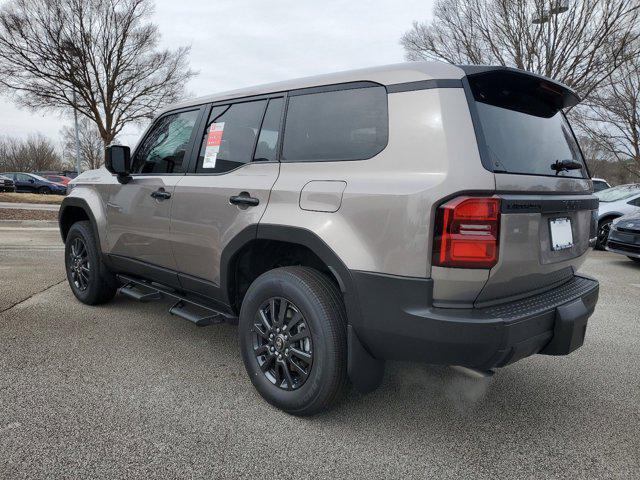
203,122,225,168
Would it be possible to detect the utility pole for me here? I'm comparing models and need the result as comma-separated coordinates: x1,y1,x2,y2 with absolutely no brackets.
72,89,82,176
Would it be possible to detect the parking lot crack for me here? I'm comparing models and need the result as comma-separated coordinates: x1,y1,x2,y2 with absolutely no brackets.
0,279,66,314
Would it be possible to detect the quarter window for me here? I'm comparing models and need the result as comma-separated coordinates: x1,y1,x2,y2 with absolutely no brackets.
132,110,199,174
281,86,388,162
196,100,267,174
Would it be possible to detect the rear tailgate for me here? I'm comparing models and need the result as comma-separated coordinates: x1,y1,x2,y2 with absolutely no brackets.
460,67,598,305
476,189,597,305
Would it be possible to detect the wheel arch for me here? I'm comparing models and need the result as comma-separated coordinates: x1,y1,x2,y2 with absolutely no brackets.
222,225,355,313
59,197,103,254
598,212,623,223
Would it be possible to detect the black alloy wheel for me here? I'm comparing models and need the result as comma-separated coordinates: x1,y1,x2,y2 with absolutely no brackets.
68,237,90,291
595,220,612,250
253,297,313,391
239,266,347,416
64,220,118,305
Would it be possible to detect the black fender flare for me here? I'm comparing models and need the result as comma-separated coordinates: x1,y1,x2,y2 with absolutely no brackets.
58,197,103,255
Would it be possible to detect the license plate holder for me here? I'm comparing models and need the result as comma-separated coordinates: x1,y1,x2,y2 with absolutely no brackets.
550,217,573,251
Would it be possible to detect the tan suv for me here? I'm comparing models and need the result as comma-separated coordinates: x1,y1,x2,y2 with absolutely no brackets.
59,62,600,415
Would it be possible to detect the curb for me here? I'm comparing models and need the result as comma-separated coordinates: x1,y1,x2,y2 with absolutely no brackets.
0,220,58,229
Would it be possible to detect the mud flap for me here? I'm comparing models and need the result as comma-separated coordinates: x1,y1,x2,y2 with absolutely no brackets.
540,298,589,356
347,325,385,393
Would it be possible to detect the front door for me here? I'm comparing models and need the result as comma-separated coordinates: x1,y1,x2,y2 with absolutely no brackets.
15,173,36,192
170,97,284,294
104,108,202,272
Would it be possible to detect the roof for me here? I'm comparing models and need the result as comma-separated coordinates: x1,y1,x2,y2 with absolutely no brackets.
159,61,466,115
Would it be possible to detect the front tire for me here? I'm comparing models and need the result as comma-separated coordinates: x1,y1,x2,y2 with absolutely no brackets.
239,267,347,416
595,219,613,250
628,256,640,264
64,221,118,305
38,186,50,195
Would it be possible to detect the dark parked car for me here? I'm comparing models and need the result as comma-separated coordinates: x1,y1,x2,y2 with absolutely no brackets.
606,211,640,264
1,172,67,195
0,174,16,192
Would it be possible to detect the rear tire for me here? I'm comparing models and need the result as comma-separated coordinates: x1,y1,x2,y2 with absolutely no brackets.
628,256,640,264
239,266,347,416
64,221,118,305
38,186,50,195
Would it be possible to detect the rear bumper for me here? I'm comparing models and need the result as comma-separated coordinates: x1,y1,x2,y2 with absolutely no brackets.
351,272,599,370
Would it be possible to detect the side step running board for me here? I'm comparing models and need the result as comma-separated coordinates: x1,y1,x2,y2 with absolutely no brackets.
118,284,162,302
169,300,225,327
116,274,237,327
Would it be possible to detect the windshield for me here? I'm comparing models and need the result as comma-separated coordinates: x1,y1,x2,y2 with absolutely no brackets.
595,184,640,202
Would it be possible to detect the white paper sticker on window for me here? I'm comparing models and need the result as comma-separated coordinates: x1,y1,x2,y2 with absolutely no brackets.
203,122,225,168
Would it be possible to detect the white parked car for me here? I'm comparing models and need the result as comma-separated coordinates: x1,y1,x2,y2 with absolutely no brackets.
591,178,611,192
595,184,640,249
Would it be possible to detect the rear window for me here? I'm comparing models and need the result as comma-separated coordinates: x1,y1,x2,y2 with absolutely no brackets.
469,74,586,178
282,85,388,162
596,185,640,202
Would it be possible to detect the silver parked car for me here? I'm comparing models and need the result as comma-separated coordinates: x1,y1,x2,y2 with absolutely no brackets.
58,62,600,415
595,184,640,249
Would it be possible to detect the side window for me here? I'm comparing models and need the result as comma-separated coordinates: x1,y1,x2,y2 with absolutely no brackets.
132,110,199,174
281,86,388,162
17,173,31,182
254,98,284,162
196,100,267,174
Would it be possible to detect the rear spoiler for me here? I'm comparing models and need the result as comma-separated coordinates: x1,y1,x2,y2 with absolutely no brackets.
458,65,580,112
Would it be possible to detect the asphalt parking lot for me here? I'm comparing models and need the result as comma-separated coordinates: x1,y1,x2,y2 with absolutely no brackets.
1,223,639,479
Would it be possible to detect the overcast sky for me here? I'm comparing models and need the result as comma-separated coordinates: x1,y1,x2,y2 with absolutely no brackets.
0,0,434,148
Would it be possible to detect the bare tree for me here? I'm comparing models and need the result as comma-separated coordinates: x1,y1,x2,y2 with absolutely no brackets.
575,50,640,180
0,134,62,172
60,118,106,171
0,0,197,146
401,0,640,103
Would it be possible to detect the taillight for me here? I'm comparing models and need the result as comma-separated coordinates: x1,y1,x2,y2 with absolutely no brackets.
432,196,500,269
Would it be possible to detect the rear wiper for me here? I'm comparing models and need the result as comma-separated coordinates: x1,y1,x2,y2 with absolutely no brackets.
551,159,583,175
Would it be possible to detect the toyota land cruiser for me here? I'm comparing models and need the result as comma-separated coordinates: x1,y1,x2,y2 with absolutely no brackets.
59,62,600,415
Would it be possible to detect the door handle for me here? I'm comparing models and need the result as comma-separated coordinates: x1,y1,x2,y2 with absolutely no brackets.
229,193,260,207
150,188,172,200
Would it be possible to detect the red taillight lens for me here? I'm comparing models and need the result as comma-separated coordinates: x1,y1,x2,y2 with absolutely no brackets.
432,196,500,269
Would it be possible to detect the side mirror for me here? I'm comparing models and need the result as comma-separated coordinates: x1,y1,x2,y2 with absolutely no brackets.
105,145,132,184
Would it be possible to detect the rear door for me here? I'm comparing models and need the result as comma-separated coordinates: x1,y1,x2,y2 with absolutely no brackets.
103,107,202,273
169,96,283,296
463,69,597,304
